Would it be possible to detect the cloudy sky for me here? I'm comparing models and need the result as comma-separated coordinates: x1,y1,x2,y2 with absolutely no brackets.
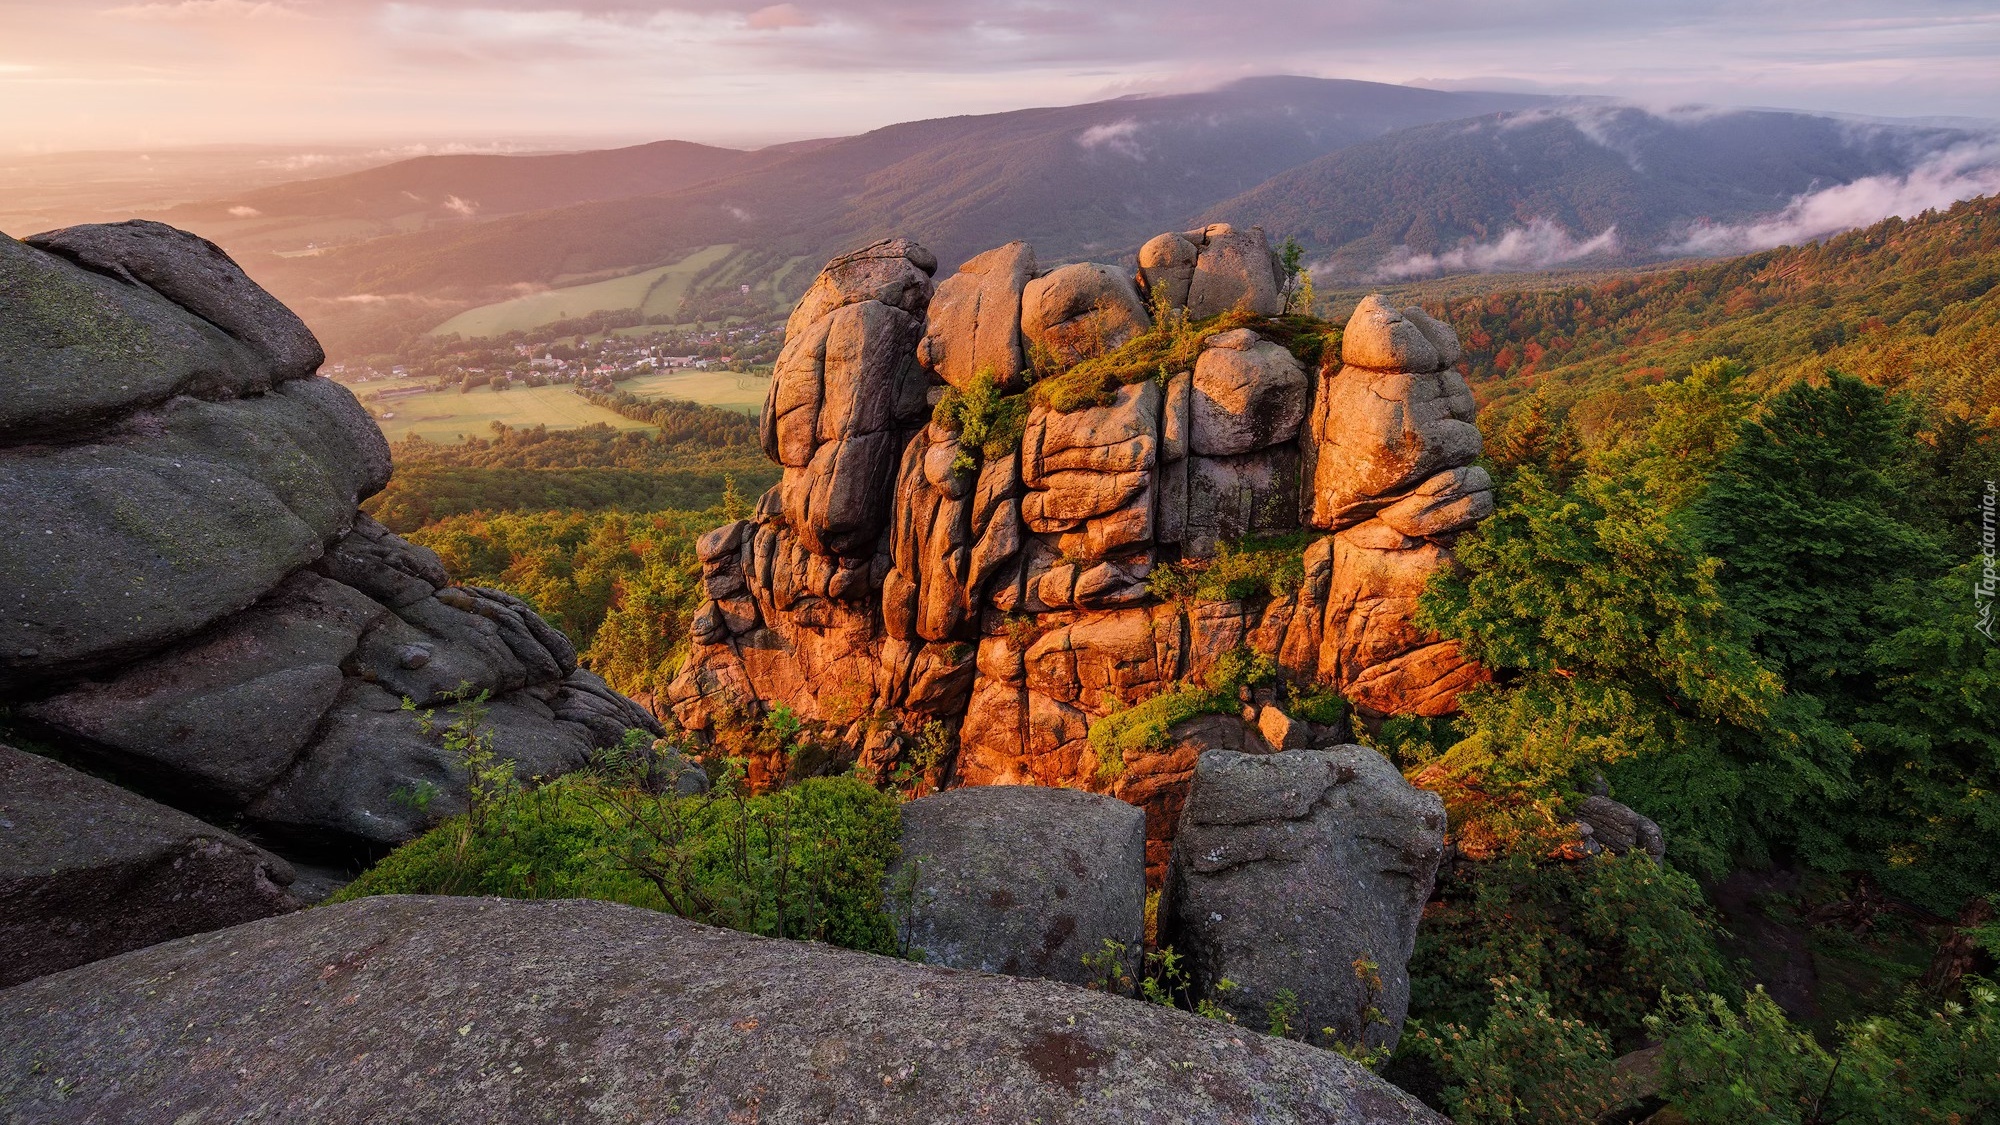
3,0,1997,151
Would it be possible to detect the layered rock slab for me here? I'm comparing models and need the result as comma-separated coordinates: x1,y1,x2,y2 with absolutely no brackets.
0,895,1447,1124
1162,746,1446,1053
0,743,298,988
888,786,1145,988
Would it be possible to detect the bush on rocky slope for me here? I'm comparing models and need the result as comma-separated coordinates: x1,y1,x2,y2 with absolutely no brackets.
332,764,903,954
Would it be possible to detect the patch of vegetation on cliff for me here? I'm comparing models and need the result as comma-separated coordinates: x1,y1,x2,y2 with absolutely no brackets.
1028,301,1340,414
331,745,902,954
1146,530,1318,604
932,367,1030,471
1087,648,1275,779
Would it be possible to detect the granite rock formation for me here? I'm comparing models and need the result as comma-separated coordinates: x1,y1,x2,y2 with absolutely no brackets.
1161,744,1447,1052
1,221,662,855
888,785,1146,988
0,742,300,988
0,895,1448,1124
669,226,1491,874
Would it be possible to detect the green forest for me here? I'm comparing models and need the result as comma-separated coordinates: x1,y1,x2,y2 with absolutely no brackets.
346,200,2000,1124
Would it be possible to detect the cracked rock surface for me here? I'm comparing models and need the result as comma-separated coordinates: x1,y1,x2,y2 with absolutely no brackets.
0,895,1448,1125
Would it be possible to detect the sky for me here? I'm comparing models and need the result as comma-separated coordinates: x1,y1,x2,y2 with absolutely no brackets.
2,0,1998,152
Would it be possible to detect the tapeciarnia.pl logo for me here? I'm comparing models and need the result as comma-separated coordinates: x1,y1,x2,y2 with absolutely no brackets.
1980,479,1996,641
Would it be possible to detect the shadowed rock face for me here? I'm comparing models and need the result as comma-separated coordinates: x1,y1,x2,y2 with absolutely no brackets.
670,230,1494,871
0,895,1448,1125
2,223,661,854
0,743,299,988
889,785,1146,987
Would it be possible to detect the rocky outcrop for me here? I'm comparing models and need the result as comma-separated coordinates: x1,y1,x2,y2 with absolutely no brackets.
889,786,1146,988
1301,295,1491,717
670,229,1494,874
1575,794,1667,861
1,222,661,855
1162,746,1447,1052
0,895,1449,1124
0,743,299,988
1138,223,1286,319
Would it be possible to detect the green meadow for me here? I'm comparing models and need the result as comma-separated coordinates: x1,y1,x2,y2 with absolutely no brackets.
366,370,770,443
370,384,651,444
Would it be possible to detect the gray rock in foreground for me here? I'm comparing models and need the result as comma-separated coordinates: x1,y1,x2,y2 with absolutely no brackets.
0,743,298,988
889,785,1145,988
0,895,1446,1125
1163,746,1445,1054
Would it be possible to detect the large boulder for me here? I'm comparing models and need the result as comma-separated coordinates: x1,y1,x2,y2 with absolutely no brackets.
1190,327,1308,457
918,240,1035,391
764,256,933,558
888,785,1146,988
1021,262,1150,367
0,895,1449,1124
1184,223,1284,319
1305,362,1481,530
1575,794,1667,862
1163,746,1446,1054
782,236,936,336
1020,378,1161,567
1339,296,1451,374
0,379,391,684
1137,231,1200,308
3,225,662,854
0,743,298,988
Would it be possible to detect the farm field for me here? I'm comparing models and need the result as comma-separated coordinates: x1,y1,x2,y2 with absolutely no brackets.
367,384,653,444
363,368,770,443
618,369,770,414
428,244,734,338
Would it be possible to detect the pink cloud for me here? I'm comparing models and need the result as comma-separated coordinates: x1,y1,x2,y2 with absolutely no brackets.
746,4,815,31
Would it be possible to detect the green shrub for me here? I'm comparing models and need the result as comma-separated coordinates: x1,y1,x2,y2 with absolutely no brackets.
1406,976,1633,1125
932,367,1030,470
331,772,904,955
1147,531,1318,604
1087,648,1274,779
1410,851,1734,1045
1284,681,1349,728
1650,981,2000,1125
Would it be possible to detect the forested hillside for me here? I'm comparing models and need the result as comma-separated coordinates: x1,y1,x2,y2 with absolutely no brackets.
1447,195,2000,454
363,417,776,532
